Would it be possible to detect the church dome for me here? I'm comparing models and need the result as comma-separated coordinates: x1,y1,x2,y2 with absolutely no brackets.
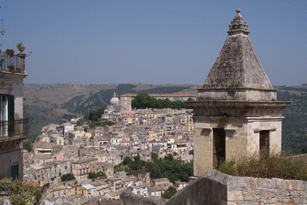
110,91,120,105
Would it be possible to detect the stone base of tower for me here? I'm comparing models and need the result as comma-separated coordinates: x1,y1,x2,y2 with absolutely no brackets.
187,100,290,177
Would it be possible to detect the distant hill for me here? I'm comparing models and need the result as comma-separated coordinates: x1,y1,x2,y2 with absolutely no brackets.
276,86,307,154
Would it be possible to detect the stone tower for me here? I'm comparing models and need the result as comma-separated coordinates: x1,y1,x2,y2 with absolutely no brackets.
186,8,290,177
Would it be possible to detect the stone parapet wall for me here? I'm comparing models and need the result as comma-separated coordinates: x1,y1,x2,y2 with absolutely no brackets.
166,169,307,205
120,190,167,205
226,172,307,204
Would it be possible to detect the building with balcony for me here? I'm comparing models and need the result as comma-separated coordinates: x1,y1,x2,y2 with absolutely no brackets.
0,51,29,180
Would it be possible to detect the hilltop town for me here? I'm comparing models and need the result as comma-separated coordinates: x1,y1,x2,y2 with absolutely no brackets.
22,93,196,204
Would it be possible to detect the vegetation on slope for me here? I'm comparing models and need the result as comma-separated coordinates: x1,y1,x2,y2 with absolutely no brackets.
61,173,75,182
131,93,190,109
62,84,190,115
278,88,307,154
75,107,115,129
0,178,42,205
122,153,193,183
162,186,177,199
218,152,307,180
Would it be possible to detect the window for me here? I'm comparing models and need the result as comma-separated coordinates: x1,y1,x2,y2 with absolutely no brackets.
1,95,14,136
11,164,19,180
0,95,8,122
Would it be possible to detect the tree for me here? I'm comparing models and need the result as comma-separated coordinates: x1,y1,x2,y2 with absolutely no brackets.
61,173,75,181
168,174,177,184
156,99,164,109
23,140,34,152
89,120,114,129
96,171,106,177
89,172,96,179
187,97,194,102
164,154,174,161
0,178,42,204
132,93,151,109
89,171,106,179
302,146,307,154
76,119,82,126
163,98,172,108
151,152,158,162
162,186,177,199
146,162,162,178
84,107,105,121
123,157,133,166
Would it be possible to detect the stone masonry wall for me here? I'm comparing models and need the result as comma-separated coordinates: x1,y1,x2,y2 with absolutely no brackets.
167,169,307,205
193,114,283,176
165,171,227,205
226,172,307,204
120,190,167,205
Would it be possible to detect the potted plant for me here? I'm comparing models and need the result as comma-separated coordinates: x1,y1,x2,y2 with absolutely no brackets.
8,66,15,72
16,42,25,53
6,49,14,57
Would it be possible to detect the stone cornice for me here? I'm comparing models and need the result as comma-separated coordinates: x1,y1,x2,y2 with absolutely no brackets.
193,116,285,121
197,87,278,92
186,100,291,109
0,71,28,79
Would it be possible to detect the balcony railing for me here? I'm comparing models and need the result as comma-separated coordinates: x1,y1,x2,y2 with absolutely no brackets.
0,52,17,71
0,52,25,74
0,119,29,142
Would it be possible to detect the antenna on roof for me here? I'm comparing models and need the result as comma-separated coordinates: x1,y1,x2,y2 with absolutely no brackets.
0,6,5,35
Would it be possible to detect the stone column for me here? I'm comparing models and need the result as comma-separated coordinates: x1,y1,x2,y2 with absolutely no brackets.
16,53,26,73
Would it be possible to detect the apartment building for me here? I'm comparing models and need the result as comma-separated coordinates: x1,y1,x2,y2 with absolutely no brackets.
0,50,29,180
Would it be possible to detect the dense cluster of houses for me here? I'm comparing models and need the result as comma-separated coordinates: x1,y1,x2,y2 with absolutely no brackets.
23,98,194,204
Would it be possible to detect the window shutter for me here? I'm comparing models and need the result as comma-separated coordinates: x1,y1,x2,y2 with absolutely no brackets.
8,95,14,136
8,95,14,121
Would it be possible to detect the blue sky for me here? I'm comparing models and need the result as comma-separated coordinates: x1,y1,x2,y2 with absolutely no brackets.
1,1,306,86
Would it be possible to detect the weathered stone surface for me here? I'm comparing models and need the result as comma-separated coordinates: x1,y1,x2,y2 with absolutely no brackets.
187,8,290,177
167,170,307,205
203,8,272,90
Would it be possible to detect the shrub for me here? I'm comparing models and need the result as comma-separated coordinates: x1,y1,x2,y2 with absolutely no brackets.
162,186,177,199
218,160,237,176
89,171,106,179
0,178,41,204
42,183,50,189
218,152,307,180
61,173,75,181
114,165,125,172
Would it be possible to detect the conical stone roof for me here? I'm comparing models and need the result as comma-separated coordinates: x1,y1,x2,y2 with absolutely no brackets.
203,8,273,90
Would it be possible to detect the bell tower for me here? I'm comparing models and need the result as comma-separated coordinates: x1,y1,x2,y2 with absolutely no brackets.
186,8,290,176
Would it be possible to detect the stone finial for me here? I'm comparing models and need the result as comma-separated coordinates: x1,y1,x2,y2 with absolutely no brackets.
236,7,241,13
227,8,250,35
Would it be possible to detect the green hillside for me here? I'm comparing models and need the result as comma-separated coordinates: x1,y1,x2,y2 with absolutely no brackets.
278,86,307,154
